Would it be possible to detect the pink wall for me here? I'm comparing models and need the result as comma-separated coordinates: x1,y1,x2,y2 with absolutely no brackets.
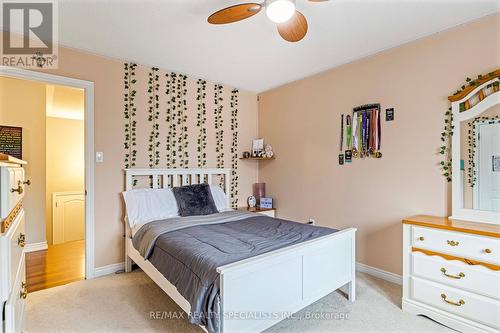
258,14,500,275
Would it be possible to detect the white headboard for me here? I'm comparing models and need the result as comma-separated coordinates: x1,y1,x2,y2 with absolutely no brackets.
124,168,232,208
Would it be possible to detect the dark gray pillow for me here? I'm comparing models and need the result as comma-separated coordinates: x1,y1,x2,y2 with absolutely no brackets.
172,183,218,217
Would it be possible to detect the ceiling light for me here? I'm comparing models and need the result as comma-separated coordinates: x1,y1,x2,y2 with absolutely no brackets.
266,0,295,24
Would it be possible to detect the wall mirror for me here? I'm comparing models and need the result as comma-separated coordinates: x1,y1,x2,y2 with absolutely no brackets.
450,70,500,224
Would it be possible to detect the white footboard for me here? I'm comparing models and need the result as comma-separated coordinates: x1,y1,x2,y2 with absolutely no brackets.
217,228,356,333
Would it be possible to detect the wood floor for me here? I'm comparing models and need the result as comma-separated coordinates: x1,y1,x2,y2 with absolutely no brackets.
26,239,85,292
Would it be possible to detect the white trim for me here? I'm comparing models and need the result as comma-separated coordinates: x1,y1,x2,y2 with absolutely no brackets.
0,66,96,279
24,241,48,253
94,262,125,278
356,262,402,285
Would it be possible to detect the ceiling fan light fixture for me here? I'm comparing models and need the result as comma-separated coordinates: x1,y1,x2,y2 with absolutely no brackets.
266,0,295,23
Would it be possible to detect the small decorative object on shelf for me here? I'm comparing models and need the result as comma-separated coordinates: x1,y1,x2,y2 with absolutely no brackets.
247,195,256,208
260,197,273,209
264,144,274,158
253,182,266,206
241,139,275,160
252,138,264,157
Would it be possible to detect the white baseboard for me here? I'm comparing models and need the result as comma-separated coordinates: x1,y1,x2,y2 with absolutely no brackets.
24,241,48,253
356,262,402,285
94,262,125,278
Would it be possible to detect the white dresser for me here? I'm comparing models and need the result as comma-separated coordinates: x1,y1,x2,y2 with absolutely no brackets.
403,215,500,333
0,154,28,333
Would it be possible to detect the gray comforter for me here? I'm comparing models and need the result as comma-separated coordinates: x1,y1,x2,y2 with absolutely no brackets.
132,211,336,333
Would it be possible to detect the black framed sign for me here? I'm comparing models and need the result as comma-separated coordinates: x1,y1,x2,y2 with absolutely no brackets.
0,126,22,159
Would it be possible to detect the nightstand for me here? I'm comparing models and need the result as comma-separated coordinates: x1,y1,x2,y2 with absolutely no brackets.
237,207,275,218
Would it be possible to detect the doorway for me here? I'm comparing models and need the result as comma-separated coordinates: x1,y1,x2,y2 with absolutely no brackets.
0,66,95,291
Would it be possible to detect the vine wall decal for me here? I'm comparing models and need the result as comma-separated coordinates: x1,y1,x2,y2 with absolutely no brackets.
165,72,173,168
178,74,189,168
230,89,239,207
214,84,224,168
196,79,207,167
148,67,160,168
124,62,137,169
170,73,179,167
123,62,246,201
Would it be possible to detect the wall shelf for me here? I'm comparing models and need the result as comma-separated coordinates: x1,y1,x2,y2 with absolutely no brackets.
239,156,275,161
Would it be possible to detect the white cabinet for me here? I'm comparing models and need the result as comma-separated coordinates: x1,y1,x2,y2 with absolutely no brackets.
0,158,27,333
403,216,500,333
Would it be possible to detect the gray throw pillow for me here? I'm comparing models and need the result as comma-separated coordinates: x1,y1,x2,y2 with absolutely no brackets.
172,183,218,217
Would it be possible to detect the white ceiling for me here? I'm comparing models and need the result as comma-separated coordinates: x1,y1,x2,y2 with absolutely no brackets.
57,0,500,92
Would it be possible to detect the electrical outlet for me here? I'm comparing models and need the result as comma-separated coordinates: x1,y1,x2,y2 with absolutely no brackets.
308,218,316,225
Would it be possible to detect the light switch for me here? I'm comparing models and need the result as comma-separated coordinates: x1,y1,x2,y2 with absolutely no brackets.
96,152,104,163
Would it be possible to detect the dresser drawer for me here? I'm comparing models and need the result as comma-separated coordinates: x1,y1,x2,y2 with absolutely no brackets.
0,166,25,220
4,255,26,333
410,277,500,330
411,226,500,265
411,251,500,300
0,208,25,302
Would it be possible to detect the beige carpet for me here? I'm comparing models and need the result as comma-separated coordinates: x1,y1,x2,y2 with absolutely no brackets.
27,271,452,333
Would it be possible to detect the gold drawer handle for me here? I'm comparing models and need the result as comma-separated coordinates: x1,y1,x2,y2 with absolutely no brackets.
11,181,24,194
441,293,464,306
484,248,492,254
447,240,459,247
440,268,465,279
20,282,27,299
17,233,26,247
418,236,425,241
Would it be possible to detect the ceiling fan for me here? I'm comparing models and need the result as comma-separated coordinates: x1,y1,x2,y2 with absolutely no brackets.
207,0,327,42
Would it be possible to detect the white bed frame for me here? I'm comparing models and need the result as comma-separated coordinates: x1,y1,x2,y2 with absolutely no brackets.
124,168,356,333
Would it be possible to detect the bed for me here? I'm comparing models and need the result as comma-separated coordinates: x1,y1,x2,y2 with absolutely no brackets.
124,168,356,333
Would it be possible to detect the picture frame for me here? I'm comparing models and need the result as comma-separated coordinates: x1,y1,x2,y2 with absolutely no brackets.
260,197,273,209
252,138,264,157
0,125,22,159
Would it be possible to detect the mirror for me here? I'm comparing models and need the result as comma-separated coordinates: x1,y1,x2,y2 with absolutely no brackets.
451,71,500,224
459,104,500,211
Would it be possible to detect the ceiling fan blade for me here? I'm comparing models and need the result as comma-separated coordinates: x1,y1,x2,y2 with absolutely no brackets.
277,11,308,42
208,3,262,25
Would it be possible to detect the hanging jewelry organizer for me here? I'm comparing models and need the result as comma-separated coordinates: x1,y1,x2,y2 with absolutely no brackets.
339,103,382,165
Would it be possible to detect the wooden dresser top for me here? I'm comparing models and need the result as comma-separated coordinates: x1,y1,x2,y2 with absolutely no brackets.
403,215,500,238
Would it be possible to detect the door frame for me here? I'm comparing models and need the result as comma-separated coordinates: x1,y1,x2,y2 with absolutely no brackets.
0,65,96,279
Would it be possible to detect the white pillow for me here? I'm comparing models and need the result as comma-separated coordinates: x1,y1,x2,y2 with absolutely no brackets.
210,185,231,212
122,188,178,230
